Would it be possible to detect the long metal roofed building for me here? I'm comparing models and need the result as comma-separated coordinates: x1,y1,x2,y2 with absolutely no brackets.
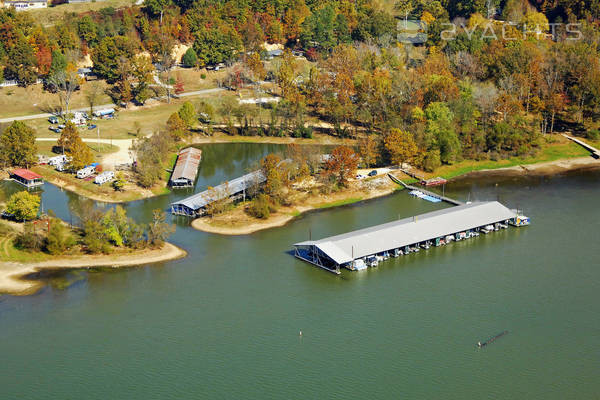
293,201,518,274
170,170,266,216
169,147,203,188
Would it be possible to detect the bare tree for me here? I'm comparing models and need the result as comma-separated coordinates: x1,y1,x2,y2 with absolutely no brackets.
155,29,176,103
49,68,82,119
85,81,104,116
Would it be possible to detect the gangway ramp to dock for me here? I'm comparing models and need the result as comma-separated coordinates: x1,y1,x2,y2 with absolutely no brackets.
562,134,600,159
388,174,464,206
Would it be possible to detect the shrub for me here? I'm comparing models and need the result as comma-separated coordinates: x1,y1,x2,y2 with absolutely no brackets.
14,222,44,252
586,130,599,140
45,220,76,255
247,194,273,219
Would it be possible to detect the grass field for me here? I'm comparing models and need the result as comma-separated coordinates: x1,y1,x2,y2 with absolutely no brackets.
0,234,52,263
166,68,227,92
433,137,595,179
36,140,118,158
317,197,364,209
28,0,136,26
25,90,236,139
0,81,112,119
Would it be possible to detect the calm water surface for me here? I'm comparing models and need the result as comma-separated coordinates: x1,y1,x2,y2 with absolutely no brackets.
1,144,599,399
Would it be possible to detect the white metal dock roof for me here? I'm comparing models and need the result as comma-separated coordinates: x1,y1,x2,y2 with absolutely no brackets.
171,169,266,211
294,202,516,264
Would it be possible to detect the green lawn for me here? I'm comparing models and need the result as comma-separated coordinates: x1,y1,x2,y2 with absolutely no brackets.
433,139,593,180
0,81,112,119
36,140,118,158
317,197,363,209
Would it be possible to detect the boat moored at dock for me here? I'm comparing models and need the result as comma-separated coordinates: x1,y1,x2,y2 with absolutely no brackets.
293,201,530,274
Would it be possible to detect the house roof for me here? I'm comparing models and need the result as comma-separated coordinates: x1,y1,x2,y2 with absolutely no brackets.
11,168,42,180
294,202,516,264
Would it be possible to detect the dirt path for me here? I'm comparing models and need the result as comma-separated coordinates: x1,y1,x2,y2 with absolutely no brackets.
0,242,187,296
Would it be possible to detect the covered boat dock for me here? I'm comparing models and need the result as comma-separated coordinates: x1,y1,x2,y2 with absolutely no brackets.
10,168,43,188
293,201,519,274
170,169,265,217
169,147,202,188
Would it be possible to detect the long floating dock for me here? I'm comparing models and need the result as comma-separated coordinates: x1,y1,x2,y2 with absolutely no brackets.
388,174,464,206
293,201,529,274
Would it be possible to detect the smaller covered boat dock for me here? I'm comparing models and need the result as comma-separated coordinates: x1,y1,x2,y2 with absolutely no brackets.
169,147,202,188
10,168,43,188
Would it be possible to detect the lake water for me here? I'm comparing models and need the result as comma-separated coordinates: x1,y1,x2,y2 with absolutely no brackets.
1,144,599,399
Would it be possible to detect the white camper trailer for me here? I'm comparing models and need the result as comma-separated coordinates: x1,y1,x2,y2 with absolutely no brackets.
48,155,68,167
94,171,115,185
76,166,96,179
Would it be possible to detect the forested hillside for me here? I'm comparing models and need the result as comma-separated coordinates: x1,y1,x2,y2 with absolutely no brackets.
1,0,599,169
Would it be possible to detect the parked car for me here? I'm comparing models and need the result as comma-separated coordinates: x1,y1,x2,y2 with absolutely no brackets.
48,116,59,124
49,126,61,133
368,170,378,177
88,124,97,130
58,124,66,129
355,174,366,180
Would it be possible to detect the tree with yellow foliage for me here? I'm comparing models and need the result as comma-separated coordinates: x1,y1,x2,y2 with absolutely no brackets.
384,129,418,168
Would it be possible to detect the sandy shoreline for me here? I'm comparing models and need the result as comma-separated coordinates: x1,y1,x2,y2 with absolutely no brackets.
0,242,187,296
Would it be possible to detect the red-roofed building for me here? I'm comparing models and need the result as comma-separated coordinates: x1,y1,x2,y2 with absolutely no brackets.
10,169,43,188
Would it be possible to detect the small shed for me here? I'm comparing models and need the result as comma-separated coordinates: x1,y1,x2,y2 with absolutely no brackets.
169,147,202,188
11,169,43,188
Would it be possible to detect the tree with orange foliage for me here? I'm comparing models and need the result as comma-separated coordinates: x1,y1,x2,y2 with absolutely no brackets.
322,146,359,187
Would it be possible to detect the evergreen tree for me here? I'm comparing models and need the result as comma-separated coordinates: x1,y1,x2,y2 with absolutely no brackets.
181,47,198,68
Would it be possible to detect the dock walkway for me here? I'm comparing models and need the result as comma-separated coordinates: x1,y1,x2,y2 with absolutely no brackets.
562,134,600,159
388,174,464,206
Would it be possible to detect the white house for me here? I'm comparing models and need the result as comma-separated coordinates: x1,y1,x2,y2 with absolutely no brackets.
94,171,115,185
3,0,47,10
76,166,96,179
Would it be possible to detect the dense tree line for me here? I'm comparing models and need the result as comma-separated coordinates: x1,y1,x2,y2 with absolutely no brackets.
1,0,599,171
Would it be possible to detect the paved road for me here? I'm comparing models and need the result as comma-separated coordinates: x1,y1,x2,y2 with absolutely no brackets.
0,87,225,124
